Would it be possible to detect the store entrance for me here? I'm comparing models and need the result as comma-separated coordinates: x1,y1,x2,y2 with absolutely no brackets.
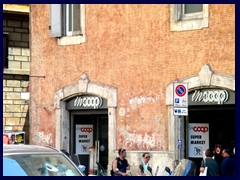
71,113,108,175
187,105,235,175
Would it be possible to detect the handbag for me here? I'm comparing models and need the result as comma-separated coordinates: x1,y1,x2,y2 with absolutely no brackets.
199,158,208,176
199,167,208,176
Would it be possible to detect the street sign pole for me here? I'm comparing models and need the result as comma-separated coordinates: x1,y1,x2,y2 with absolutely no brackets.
173,82,188,161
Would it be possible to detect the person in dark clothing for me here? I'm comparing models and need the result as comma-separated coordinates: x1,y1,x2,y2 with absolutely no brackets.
112,148,130,176
221,148,235,176
60,149,70,157
200,149,219,176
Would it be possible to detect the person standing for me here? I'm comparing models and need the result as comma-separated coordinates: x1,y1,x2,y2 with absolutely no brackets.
139,152,152,176
112,148,130,176
221,148,235,176
199,149,219,176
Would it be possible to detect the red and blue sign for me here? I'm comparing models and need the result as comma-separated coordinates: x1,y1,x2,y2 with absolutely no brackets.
173,83,188,116
175,85,187,97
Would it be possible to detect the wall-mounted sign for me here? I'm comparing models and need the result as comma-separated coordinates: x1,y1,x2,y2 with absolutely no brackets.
75,124,93,155
174,107,188,116
189,89,234,106
66,95,107,110
192,89,228,104
174,83,188,107
173,83,188,116
188,123,209,158
74,96,102,108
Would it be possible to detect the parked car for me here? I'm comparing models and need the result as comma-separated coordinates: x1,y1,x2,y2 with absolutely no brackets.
3,144,85,176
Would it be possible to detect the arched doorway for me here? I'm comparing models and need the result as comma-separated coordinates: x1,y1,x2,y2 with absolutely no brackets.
54,74,117,174
166,64,235,174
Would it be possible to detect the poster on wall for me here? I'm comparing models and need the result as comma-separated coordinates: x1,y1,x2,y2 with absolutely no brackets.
75,124,93,154
188,123,209,158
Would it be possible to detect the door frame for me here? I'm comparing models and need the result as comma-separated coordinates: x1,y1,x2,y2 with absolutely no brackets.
54,74,117,163
70,110,108,158
166,64,235,160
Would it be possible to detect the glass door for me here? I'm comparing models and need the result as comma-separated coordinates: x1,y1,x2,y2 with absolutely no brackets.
72,114,108,175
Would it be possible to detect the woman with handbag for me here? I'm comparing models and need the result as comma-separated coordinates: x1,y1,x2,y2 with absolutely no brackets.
199,149,219,176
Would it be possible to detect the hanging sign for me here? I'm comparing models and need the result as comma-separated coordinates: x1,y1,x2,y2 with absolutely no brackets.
75,124,93,154
188,123,209,158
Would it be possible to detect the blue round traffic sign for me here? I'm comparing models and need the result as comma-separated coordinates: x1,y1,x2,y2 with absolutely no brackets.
175,85,186,97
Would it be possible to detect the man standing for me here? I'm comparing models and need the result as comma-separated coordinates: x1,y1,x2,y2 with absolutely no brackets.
199,149,219,176
221,148,235,176
112,148,130,176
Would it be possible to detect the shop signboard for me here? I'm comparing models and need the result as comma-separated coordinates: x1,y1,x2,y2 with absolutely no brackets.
188,89,234,106
188,123,209,158
66,95,107,110
75,124,93,154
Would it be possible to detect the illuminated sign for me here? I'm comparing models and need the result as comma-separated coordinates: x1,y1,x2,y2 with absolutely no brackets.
66,95,107,110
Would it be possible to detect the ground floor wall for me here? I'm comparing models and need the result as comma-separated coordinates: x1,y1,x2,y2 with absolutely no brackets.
51,64,234,175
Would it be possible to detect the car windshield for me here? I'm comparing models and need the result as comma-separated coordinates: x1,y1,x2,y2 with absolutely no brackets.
3,154,82,176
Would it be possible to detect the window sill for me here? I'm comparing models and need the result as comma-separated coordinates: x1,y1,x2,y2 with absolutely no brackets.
170,17,208,31
57,35,86,46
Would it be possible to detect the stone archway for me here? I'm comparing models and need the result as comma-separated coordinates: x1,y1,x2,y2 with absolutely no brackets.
54,73,117,154
166,64,235,158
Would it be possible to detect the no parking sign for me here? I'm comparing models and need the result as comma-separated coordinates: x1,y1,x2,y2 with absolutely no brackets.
173,83,188,116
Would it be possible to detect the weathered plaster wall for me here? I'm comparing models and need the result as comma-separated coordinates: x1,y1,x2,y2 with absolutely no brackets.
29,4,235,151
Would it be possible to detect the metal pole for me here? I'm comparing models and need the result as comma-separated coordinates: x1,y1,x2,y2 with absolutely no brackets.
178,116,183,160
178,116,181,160
174,115,178,160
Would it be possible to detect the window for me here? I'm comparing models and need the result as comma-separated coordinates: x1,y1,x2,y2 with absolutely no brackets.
3,154,83,176
3,33,8,69
66,4,81,36
181,4,203,20
50,4,85,45
183,4,203,14
170,4,209,31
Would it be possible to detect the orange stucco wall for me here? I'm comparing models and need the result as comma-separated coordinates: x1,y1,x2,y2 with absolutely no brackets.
29,4,235,149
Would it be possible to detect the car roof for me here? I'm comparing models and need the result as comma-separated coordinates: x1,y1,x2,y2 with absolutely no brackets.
3,144,60,155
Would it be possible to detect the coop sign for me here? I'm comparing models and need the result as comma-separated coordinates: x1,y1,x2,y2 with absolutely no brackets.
75,124,93,155
66,95,107,110
74,96,102,109
191,89,229,105
188,123,209,158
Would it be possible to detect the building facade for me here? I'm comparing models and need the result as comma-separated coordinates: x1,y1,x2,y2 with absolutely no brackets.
3,4,30,143
29,4,235,175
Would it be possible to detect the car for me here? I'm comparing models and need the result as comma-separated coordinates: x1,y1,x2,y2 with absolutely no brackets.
3,144,85,176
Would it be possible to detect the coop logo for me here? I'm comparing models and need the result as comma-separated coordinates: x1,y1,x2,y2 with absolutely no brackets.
74,96,102,109
80,128,93,133
190,126,208,133
191,89,229,105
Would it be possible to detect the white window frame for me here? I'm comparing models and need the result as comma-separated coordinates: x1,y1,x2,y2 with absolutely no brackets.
170,4,209,31
50,4,86,46
66,4,81,36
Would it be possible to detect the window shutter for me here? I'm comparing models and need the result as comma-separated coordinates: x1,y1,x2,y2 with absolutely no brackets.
50,4,62,37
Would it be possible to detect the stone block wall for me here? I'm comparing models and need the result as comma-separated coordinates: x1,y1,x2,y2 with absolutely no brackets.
3,75,29,130
3,12,30,143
